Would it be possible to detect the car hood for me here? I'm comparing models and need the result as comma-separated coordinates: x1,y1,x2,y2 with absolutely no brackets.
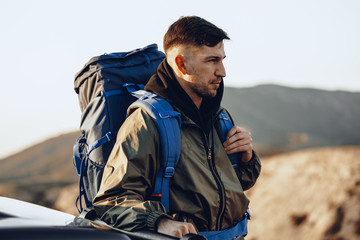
0,197,76,227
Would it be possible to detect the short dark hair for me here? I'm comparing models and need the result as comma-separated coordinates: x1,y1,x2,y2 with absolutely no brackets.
163,16,230,53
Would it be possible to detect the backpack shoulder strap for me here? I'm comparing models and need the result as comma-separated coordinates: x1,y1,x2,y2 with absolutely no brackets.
217,109,242,169
128,90,182,212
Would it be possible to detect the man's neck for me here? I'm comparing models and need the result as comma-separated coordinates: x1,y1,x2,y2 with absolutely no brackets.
175,76,202,109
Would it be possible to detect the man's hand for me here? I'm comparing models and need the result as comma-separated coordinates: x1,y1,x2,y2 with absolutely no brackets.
223,126,253,162
157,218,197,238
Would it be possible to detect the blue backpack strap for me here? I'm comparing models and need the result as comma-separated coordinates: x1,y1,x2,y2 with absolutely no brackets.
217,110,242,170
128,90,182,212
73,135,93,212
198,210,251,240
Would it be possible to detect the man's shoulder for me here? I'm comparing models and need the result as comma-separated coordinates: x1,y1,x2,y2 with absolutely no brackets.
122,108,159,135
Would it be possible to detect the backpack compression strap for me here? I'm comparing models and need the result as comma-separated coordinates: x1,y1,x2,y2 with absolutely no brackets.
128,90,182,212
217,110,242,169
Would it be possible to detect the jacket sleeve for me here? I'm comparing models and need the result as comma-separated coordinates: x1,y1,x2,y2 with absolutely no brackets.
236,150,261,191
92,109,172,232
219,108,262,191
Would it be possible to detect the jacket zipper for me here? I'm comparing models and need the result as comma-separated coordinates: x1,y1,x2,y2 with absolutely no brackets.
206,132,226,231
184,117,227,231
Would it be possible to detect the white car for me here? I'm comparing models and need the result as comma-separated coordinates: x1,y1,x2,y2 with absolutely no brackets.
0,197,204,240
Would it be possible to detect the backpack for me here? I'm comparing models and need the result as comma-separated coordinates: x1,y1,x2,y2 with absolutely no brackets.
73,44,239,213
73,44,165,212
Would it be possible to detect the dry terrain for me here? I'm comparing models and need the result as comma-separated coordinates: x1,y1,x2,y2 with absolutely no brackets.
246,146,360,240
53,146,360,240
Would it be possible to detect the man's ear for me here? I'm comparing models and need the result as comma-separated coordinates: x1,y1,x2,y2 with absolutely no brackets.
175,55,187,75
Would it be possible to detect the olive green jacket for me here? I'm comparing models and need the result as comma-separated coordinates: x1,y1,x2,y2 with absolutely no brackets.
93,106,261,233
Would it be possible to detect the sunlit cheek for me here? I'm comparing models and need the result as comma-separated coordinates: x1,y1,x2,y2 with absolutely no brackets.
187,75,198,84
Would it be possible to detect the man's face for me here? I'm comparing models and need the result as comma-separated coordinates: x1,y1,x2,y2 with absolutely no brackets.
183,42,226,99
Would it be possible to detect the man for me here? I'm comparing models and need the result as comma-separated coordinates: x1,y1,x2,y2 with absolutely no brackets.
93,16,261,239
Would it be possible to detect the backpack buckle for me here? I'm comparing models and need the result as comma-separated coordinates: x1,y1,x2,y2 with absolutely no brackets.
164,167,175,177
218,111,229,120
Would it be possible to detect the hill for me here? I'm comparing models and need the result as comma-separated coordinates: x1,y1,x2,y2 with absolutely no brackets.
0,131,79,207
223,84,360,155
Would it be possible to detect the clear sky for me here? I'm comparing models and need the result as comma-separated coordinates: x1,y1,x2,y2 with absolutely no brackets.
1,0,359,159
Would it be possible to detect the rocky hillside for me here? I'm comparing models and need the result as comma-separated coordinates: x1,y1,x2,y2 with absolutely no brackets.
246,146,360,240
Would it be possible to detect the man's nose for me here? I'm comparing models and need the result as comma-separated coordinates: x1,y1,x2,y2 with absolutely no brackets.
216,62,226,78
